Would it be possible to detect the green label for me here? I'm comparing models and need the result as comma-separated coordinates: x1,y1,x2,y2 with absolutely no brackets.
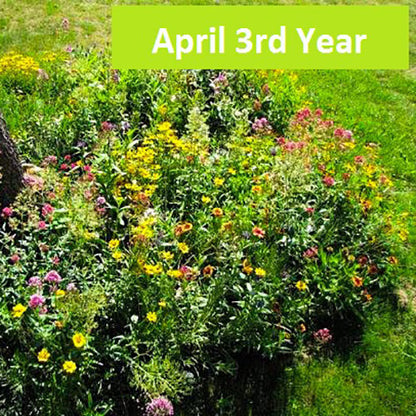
112,6,409,69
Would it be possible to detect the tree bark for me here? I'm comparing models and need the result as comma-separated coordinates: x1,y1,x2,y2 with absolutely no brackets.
0,114,23,208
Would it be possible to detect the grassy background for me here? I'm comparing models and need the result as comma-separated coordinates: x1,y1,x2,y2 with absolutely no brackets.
0,1,415,414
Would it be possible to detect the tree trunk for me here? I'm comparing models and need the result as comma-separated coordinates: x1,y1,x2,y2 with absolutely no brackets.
0,114,23,208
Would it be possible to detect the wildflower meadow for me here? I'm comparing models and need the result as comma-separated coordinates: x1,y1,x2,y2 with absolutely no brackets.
0,1,415,415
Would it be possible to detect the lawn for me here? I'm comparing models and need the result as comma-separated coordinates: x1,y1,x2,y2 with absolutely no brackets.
0,1,415,415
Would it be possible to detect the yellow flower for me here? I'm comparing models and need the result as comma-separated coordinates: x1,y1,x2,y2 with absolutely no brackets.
399,229,409,241
228,168,236,175
214,177,225,187
37,348,51,363
143,264,163,275
158,121,171,131
202,196,211,204
146,311,157,322
55,320,64,329
158,104,167,115
167,269,183,278
178,242,189,254
12,303,27,318
252,185,262,193
296,281,307,291
63,360,77,374
55,289,66,297
161,251,174,261
364,164,377,176
242,259,253,275
112,250,123,261
158,300,167,308
72,333,86,349
108,239,120,250
255,268,266,277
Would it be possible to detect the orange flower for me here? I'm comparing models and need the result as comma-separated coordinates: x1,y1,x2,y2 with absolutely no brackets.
352,276,363,287
252,226,265,238
212,208,223,217
299,323,306,333
388,256,398,265
174,222,193,236
203,265,215,276
221,221,233,232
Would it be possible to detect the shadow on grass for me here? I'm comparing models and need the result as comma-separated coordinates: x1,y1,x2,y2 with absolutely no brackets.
177,306,387,416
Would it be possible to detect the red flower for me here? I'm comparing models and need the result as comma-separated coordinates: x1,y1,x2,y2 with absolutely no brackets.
252,226,265,238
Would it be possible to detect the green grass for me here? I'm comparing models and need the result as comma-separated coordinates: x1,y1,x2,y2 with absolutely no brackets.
0,1,415,414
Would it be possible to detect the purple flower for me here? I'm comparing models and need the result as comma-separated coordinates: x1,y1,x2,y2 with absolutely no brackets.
121,121,131,132
96,196,106,206
44,270,62,284
29,294,45,309
28,276,43,288
146,397,174,416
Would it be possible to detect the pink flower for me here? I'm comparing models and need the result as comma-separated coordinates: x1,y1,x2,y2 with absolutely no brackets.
64,155,71,161
60,163,69,171
28,276,43,288
29,294,45,309
334,128,352,140
52,256,60,265
305,207,315,215
283,141,297,152
276,137,286,146
42,203,54,217
1,207,13,218
66,283,77,292
44,270,62,284
315,108,323,118
322,176,335,187
84,190,93,200
303,246,318,259
354,155,365,164
24,174,44,189
43,155,57,165
10,254,20,264
38,221,47,230
296,108,312,122
61,18,70,31
39,306,48,315
96,196,106,205
101,121,114,132
146,397,174,416
86,172,95,182
83,165,92,172
313,328,332,344
252,117,271,132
